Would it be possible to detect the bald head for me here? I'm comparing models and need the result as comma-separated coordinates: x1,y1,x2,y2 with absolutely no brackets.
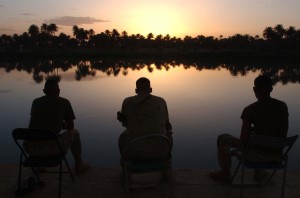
253,75,273,100
254,75,273,92
43,79,60,96
135,77,152,94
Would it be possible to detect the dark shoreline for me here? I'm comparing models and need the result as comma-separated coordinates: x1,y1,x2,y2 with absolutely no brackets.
1,48,300,61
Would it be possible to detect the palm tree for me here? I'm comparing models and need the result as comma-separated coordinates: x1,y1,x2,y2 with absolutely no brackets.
28,24,39,37
41,23,48,34
121,31,128,38
147,33,154,40
285,26,297,40
27,24,40,47
154,34,164,49
57,33,70,46
72,25,87,45
112,29,120,38
164,34,170,41
111,29,120,47
48,24,58,36
72,25,79,37
88,29,95,37
274,24,286,39
120,31,129,49
263,26,275,40
104,30,111,37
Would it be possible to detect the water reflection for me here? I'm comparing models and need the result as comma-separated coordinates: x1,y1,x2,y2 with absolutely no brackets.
1,60,300,170
1,59,300,85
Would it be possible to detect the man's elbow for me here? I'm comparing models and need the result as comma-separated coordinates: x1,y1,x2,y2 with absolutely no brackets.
66,121,74,130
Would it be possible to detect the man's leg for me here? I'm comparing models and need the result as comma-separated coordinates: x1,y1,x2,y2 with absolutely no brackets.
118,131,130,158
217,134,240,170
210,133,240,182
60,129,89,174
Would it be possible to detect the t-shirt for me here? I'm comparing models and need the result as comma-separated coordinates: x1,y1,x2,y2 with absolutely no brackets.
24,95,75,155
29,95,75,134
241,97,289,137
121,93,171,140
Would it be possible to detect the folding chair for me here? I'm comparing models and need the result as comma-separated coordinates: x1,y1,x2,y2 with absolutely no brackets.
231,135,299,198
12,128,75,198
121,134,173,195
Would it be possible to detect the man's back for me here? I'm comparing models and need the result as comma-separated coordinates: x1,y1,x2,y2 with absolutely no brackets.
118,77,172,159
122,93,169,139
29,95,75,135
241,97,289,137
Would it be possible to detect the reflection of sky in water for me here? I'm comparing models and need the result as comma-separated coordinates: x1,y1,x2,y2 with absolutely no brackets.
1,66,299,170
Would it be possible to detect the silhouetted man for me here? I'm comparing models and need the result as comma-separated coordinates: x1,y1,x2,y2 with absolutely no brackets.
210,75,289,182
24,79,89,174
117,77,173,157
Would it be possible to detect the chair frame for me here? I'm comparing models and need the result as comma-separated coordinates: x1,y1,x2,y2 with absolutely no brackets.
12,128,75,198
231,134,298,198
121,134,173,195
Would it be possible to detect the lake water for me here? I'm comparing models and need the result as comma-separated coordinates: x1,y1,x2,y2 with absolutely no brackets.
0,60,299,170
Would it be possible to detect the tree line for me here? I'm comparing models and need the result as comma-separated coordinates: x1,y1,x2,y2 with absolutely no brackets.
1,23,300,53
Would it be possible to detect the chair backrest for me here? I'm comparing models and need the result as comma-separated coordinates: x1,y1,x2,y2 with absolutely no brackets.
12,128,58,141
124,134,172,160
245,135,299,159
12,128,62,157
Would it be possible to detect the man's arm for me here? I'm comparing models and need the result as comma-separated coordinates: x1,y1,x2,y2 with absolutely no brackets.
117,99,128,127
163,99,173,135
239,119,252,145
63,119,74,130
63,99,76,130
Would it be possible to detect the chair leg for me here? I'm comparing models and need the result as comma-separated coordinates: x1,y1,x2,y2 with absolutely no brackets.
168,167,173,198
281,161,288,198
58,161,62,198
29,167,41,182
265,169,277,185
240,163,245,198
232,161,241,183
63,157,75,181
16,153,23,198
124,163,130,195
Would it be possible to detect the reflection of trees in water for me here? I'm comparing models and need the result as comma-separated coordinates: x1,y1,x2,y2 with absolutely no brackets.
75,61,96,80
1,59,300,85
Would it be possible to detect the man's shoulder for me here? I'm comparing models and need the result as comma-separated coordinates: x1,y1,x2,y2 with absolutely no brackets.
270,98,287,106
244,98,287,111
33,95,71,105
122,94,166,106
123,95,137,102
150,95,166,102
33,95,45,101
57,96,71,103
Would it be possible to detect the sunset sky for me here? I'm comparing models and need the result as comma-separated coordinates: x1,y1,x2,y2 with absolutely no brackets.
1,0,300,38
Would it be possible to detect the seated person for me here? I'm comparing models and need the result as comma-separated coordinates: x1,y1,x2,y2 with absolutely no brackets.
210,75,289,182
24,79,89,174
117,77,173,159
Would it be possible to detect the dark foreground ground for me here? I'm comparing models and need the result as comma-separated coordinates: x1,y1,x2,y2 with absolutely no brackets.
1,164,299,198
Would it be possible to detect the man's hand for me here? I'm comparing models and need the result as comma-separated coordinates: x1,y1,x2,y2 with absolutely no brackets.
117,111,127,127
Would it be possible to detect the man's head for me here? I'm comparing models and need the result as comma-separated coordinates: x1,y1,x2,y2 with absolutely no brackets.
43,79,60,96
135,77,152,94
253,75,273,100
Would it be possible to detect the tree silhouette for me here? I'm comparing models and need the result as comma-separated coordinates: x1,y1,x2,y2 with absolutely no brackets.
1,23,300,55
41,23,48,34
48,24,58,36
28,25,39,37
274,24,286,40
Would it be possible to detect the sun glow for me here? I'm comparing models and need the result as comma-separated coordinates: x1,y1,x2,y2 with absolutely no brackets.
127,5,187,37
